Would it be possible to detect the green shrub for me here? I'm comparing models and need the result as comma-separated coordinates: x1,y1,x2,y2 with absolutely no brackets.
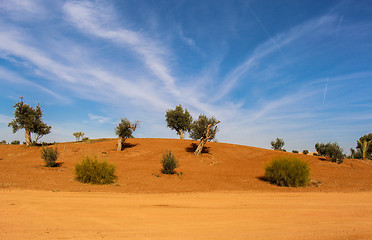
40,146,59,167
292,150,299,153
161,150,178,174
11,140,20,145
265,156,310,187
75,155,116,184
303,150,309,155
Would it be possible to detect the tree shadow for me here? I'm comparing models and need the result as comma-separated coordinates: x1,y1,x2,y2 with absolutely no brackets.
318,157,329,162
123,143,138,149
34,142,55,147
185,143,210,154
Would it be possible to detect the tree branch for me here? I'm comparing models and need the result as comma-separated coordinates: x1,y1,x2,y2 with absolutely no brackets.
205,121,220,140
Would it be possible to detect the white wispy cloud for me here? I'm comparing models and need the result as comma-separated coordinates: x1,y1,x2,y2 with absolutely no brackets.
0,0,48,20
0,114,12,124
62,0,179,96
88,113,111,124
176,25,197,48
0,66,66,101
0,21,173,111
214,14,339,101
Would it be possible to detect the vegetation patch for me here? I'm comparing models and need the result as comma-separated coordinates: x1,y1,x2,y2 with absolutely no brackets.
315,142,345,164
75,155,116,184
264,156,310,187
40,146,59,167
161,150,178,174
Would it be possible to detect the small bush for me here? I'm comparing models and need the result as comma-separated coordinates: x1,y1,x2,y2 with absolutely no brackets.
303,150,309,155
265,156,310,187
161,150,178,174
82,137,89,141
1,140,7,144
75,155,116,184
292,150,299,153
11,140,20,145
40,146,59,167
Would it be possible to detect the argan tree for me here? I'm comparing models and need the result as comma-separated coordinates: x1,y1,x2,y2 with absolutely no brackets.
357,133,372,160
73,132,85,142
8,97,51,146
115,118,138,151
165,105,193,139
315,142,345,164
271,138,285,151
189,114,220,155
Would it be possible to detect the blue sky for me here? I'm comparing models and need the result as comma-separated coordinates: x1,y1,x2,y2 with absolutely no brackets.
0,0,371,153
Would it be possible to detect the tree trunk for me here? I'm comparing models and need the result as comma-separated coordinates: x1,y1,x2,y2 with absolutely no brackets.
194,138,207,155
361,141,367,160
194,120,220,155
117,137,124,151
178,130,184,139
25,129,31,146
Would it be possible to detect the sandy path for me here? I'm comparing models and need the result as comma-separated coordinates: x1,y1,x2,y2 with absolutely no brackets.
1,190,371,240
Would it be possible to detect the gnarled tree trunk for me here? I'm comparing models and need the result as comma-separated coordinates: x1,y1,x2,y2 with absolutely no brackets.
194,138,207,155
178,130,184,139
25,129,31,146
194,121,220,156
117,137,124,151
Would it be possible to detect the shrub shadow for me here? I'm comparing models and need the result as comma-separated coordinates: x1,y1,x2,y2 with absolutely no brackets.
185,143,210,154
257,176,269,183
54,162,63,167
43,162,64,168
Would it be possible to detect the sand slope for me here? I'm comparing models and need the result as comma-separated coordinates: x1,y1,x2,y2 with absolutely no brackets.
0,138,371,192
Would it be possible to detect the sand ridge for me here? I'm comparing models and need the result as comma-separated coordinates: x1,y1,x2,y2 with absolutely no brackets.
0,138,371,193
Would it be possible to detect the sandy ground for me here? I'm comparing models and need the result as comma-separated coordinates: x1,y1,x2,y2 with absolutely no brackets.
1,190,371,240
1,138,372,239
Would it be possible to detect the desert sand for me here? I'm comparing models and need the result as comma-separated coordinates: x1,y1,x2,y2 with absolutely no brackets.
1,138,372,239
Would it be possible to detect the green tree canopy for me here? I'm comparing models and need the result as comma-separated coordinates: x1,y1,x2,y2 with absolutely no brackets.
315,142,345,164
8,97,51,146
115,118,138,151
271,138,285,151
189,115,219,141
356,133,372,160
73,132,85,141
165,104,193,139
189,114,220,155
